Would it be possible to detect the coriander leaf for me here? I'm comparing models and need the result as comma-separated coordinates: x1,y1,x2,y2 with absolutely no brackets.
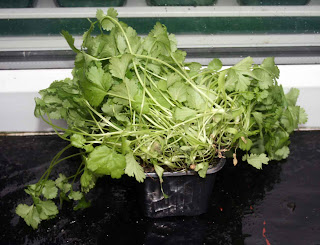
70,134,86,148
84,144,94,153
149,90,171,109
174,107,197,121
132,92,150,114
109,78,138,105
169,33,178,53
299,107,308,124
195,162,209,178
253,69,273,89
275,146,290,159
166,73,182,87
239,137,253,151
61,30,79,53
246,153,269,169
154,164,164,183
42,180,58,200
233,56,253,70
257,90,269,102
96,8,118,31
55,174,72,194
125,26,141,54
281,106,300,133
81,64,113,106
74,197,91,211
36,200,59,220
157,80,167,91
125,152,146,183
168,81,187,102
102,103,123,116
208,58,222,71
225,69,237,91
236,73,251,92
186,62,202,72
261,57,279,78
143,22,172,56
80,168,96,193
16,204,41,229
87,65,113,91
286,88,300,106
116,32,127,54
186,87,205,110
109,54,132,80
68,191,83,201
87,145,126,179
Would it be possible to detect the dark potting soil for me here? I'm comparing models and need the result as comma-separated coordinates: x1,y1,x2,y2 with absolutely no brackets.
0,131,319,245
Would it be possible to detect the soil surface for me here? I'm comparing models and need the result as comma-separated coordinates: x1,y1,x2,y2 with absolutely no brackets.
0,131,319,245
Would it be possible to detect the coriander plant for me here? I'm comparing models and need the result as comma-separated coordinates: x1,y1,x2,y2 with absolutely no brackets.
16,9,307,229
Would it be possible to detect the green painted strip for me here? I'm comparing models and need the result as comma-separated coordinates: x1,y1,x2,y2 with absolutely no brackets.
0,17,319,36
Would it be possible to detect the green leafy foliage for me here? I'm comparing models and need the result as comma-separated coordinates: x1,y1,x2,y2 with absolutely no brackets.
18,8,307,229
245,153,269,169
125,153,146,182
42,180,58,199
86,145,126,179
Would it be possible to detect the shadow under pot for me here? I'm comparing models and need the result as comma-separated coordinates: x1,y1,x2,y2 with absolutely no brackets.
0,0,35,8
138,158,225,218
55,0,126,7
146,0,216,6
238,0,310,5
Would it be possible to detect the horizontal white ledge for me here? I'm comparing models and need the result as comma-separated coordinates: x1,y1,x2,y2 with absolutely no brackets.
1,5,320,19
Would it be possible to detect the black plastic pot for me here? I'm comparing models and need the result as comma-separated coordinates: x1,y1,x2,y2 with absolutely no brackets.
138,158,225,218
56,0,126,7
0,0,35,8
146,0,216,6
238,0,310,5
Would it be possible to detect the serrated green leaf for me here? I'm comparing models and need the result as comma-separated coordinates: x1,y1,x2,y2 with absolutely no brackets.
70,134,86,148
109,54,132,80
96,8,118,31
174,107,197,121
299,107,308,124
42,180,58,200
235,72,251,92
233,57,253,70
74,197,91,211
80,168,96,193
154,164,164,183
36,200,59,220
239,137,253,151
208,58,222,71
286,88,300,106
16,204,41,229
125,152,146,183
186,62,202,72
166,73,182,87
253,69,273,89
261,57,279,78
168,81,188,102
275,146,290,159
246,153,269,169
68,191,83,201
55,174,72,194
87,145,126,179
61,30,79,53
195,162,209,178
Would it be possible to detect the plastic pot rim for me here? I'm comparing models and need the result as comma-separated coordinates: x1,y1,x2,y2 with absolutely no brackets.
145,158,226,178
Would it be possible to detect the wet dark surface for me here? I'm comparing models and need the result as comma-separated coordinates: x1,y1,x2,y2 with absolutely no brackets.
0,131,320,245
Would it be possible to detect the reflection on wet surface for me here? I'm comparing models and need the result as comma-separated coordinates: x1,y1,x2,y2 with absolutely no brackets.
0,131,319,245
